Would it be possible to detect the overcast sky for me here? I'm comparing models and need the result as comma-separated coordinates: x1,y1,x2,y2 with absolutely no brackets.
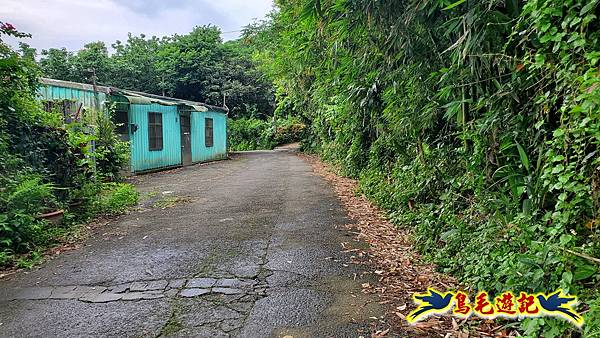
1,0,274,52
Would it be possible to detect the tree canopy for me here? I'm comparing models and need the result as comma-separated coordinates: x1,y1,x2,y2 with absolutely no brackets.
38,26,275,119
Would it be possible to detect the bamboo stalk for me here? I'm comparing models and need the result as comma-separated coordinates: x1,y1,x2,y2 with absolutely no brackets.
562,248,600,265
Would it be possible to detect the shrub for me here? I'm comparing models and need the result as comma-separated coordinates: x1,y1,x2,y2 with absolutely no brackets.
93,183,139,215
0,173,56,259
228,116,306,151
273,115,306,145
94,111,130,181
228,117,275,150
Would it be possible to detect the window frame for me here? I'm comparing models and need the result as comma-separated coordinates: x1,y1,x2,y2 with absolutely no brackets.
205,117,214,148
114,110,129,137
148,112,163,151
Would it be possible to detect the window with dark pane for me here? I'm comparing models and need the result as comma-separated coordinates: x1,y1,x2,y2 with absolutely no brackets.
205,118,214,147
114,111,129,140
148,112,163,151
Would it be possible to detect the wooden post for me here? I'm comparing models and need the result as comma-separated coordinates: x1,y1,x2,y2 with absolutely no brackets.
91,67,100,112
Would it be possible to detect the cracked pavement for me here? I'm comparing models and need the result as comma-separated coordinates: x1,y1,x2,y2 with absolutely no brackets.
0,150,384,337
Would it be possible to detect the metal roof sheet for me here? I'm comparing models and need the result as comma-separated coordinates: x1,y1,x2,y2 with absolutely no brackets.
40,77,112,94
115,89,225,113
40,78,228,114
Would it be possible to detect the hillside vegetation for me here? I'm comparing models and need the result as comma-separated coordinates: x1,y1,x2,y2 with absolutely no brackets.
247,0,600,336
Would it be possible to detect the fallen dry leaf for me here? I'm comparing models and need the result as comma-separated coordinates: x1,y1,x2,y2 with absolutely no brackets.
372,328,390,337
298,153,502,337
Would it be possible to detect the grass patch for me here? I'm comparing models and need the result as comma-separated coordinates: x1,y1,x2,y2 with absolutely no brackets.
93,183,139,215
160,301,184,336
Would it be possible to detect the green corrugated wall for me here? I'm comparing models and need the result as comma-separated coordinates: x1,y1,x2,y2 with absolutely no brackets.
129,103,182,172
191,111,228,162
37,85,107,109
129,106,227,173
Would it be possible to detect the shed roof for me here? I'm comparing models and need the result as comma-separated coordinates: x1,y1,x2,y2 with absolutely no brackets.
114,89,225,113
39,78,228,114
40,77,112,94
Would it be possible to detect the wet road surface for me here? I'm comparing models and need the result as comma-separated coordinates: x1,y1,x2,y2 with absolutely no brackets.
0,150,383,337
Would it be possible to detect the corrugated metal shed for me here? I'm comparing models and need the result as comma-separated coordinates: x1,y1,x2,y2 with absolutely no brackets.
37,78,229,174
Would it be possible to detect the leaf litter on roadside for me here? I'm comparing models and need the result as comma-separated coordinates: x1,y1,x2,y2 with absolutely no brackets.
299,153,511,337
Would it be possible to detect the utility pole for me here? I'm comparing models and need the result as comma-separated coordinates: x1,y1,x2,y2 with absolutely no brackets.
90,67,100,112
88,67,98,181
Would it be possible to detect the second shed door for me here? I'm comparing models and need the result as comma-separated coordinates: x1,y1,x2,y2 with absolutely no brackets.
180,115,192,166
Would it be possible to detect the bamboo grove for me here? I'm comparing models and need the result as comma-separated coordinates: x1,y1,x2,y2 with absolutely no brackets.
248,0,600,335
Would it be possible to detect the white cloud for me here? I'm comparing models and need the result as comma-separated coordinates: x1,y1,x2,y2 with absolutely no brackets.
1,0,274,52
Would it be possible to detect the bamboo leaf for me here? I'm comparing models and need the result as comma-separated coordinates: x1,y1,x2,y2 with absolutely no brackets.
443,0,467,10
516,142,530,172
580,0,598,15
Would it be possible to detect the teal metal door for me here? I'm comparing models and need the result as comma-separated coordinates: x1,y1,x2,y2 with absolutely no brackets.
180,115,192,165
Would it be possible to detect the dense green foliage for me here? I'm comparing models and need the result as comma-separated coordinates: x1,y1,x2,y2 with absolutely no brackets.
0,23,138,268
37,27,275,119
228,116,306,151
228,118,276,151
273,116,307,146
251,0,600,336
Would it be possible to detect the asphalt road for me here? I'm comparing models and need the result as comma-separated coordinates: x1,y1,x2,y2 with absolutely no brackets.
0,149,383,337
